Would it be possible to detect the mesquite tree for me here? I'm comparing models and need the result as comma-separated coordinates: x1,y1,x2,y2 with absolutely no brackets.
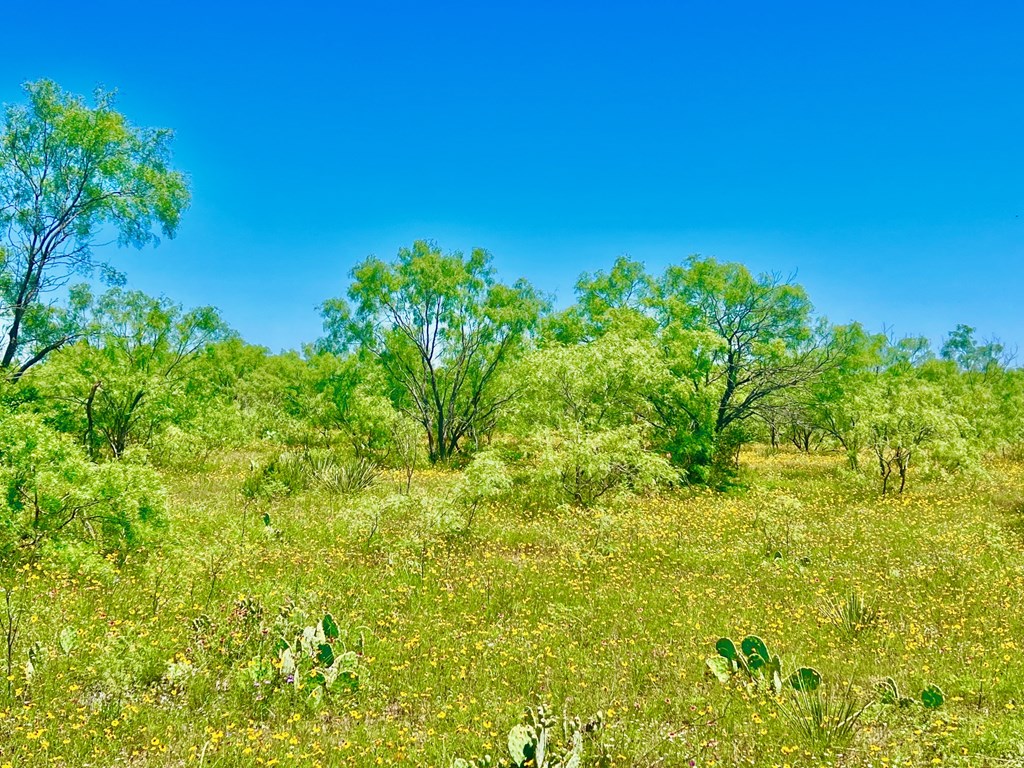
322,240,545,463
561,256,844,475
0,80,189,378
33,289,229,459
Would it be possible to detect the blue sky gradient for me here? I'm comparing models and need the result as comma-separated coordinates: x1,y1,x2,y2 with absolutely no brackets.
2,1,1021,352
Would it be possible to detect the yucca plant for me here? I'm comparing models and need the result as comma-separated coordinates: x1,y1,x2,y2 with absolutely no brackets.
306,452,379,494
822,591,878,636
780,682,866,750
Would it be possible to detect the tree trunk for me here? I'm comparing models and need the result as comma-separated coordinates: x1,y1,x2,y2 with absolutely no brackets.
85,381,102,460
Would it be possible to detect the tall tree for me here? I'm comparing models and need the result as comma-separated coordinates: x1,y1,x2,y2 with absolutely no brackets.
550,256,844,477
0,80,189,377
654,256,836,436
940,324,1010,373
321,240,546,463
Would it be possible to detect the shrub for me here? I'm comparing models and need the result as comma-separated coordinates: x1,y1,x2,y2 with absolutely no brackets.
241,452,309,501
242,449,380,501
148,402,248,470
520,425,678,509
780,682,866,751
451,449,512,529
0,411,164,564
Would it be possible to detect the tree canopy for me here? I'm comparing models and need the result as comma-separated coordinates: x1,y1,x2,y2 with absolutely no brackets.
321,240,547,463
0,80,189,377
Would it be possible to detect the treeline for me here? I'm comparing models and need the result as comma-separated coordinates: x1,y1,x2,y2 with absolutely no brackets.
1,80,1022,567
4,242,1022,557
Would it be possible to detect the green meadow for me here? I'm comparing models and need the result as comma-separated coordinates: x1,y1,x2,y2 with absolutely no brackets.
4,447,1022,767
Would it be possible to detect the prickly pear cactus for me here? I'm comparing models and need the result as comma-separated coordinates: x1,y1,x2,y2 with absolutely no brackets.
707,635,821,696
316,642,334,667
878,677,938,708
921,684,945,709
766,654,784,695
454,703,604,768
741,635,771,665
507,723,536,766
788,666,821,692
322,613,340,639
272,609,363,706
706,655,733,683
715,637,739,663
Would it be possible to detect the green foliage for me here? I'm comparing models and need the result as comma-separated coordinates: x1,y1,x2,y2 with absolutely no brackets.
322,240,546,463
860,368,975,495
275,612,361,709
515,425,677,509
28,288,231,459
876,677,917,707
822,591,879,636
305,451,379,495
0,80,189,374
547,255,843,480
790,666,824,692
801,329,989,492
264,351,401,459
0,410,164,564
878,676,913,706
651,256,836,470
875,678,945,710
941,324,1006,373
4,76,1024,767
921,684,945,709
242,449,380,502
800,323,887,469
516,328,664,432
58,626,77,656
752,494,811,565
451,449,512,529
1,438,1021,763
241,453,309,501
780,682,866,750
505,329,678,508
707,635,820,696
543,256,653,344
147,405,248,470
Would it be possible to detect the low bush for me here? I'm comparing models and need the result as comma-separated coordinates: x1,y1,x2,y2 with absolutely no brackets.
0,411,165,565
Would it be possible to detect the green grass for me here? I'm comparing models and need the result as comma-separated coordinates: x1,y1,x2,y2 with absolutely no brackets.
2,448,1023,766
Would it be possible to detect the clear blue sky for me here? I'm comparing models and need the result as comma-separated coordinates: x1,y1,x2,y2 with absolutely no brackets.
2,1,1021,353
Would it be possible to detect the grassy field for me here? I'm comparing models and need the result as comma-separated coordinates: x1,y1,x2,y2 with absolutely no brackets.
3,448,1024,767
